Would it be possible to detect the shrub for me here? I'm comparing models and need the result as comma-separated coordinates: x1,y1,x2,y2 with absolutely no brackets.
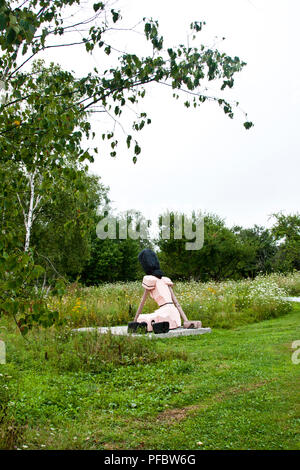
6,326,187,374
0,368,23,450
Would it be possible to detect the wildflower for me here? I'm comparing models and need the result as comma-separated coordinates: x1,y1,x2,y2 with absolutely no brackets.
207,287,216,294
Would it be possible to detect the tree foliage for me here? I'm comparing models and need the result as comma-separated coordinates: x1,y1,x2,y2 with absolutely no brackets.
271,212,300,272
157,212,300,282
81,210,151,284
1,0,253,163
157,212,247,281
31,171,108,280
0,59,102,333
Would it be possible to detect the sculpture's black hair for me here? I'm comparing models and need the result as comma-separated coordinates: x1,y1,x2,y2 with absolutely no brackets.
138,249,164,279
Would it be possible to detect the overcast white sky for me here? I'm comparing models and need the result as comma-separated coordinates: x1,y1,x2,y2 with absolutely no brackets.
43,0,300,231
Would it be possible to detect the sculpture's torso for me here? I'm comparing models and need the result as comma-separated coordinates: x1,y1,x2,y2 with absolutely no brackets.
137,275,181,331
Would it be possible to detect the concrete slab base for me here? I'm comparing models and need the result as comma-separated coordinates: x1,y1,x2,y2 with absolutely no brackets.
72,325,212,339
283,297,300,302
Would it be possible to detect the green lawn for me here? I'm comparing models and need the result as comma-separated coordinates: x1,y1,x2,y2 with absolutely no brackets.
1,304,300,450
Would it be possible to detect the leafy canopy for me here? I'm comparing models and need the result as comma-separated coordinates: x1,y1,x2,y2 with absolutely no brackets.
1,0,253,163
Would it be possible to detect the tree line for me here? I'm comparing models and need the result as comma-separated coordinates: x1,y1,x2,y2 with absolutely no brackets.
78,209,300,285
2,137,299,287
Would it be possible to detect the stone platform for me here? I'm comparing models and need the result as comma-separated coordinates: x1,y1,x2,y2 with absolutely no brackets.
72,325,212,339
283,297,300,302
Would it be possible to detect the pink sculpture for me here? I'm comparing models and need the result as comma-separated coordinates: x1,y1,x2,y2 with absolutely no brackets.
128,249,202,334
135,275,181,331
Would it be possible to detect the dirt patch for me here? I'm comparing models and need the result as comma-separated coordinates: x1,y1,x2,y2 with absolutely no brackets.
226,379,273,396
217,362,231,370
157,379,273,424
102,442,124,450
158,405,199,423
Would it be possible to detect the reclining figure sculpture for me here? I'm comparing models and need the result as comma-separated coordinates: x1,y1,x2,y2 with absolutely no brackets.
128,249,202,334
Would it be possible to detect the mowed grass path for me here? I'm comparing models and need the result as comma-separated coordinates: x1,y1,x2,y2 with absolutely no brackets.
1,305,300,450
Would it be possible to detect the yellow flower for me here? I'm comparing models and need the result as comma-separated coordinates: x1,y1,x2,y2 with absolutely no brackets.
208,287,216,294
13,120,21,126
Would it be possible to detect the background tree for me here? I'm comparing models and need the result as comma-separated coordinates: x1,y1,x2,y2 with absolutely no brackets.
81,210,151,284
0,59,97,332
157,213,279,281
271,212,300,272
1,58,95,252
31,171,108,282
232,225,277,278
157,212,242,281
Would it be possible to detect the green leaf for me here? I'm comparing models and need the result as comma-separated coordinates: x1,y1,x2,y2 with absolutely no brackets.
126,135,132,148
0,14,6,31
93,2,104,12
7,27,17,44
111,10,120,23
145,23,151,35
244,121,254,130
134,143,141,155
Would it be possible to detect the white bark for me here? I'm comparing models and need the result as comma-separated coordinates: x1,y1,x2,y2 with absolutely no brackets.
24,172,35,252
0,80,7,105
17,169,43,252
0,340,6,365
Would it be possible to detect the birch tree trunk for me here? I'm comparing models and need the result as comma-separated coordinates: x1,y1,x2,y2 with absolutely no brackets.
17,169,42,253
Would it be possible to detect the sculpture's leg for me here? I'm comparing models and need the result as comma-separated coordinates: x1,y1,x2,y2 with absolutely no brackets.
134,289,148,322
